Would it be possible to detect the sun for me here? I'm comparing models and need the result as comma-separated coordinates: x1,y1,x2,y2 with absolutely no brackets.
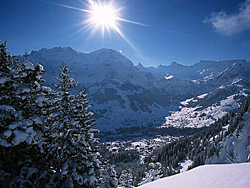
89,3,118,29
83,0,147,38
84,0,122,35
82,0,146,57
40,0,146,54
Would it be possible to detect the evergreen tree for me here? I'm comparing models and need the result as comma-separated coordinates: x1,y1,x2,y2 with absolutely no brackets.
0,42,48,187
9,57,48,187
0,42,46,147
0,41,16,186
43,65,101,187
0,41,18,147
139,162,163,185
100,160,118,188
119,169,133,188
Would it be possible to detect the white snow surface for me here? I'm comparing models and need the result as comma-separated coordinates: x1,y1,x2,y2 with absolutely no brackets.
0,105,15,112
13,130,27,145
139,163,250,188
138,60,249,81
165,75,174,80
162,93,241,128
206,112,250,164
23,61,35,70
197,93,208,99
177,158,192,173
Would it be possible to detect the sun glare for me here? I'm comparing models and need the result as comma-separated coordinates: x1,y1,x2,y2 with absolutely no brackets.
41,0,146,55
84,0,122,35
83,0,146,58
90,3,117,29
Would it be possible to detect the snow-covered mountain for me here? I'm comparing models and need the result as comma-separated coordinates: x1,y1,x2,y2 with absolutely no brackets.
22,47,250,132
137,60,248,81
160,60,250,129
26,48,177,131
139,163,250,188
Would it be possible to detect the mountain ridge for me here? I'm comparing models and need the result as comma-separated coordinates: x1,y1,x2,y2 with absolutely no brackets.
18,47,250,132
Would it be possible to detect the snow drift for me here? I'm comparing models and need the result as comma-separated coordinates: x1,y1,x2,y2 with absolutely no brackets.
139,163,250,188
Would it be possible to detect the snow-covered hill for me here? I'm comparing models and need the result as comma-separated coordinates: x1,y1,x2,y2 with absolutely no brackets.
206,112,250,164
21,47,250,132
161,87,248,129
139,163,250,188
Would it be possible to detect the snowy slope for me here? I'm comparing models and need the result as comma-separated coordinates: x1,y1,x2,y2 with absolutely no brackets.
161,60,250,129
206,113,250,164
139,163,250,188
161,87,247,129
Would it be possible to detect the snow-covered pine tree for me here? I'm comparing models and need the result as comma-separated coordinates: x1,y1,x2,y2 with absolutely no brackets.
0,42,49,186
9,55,50,187
44,65,101,187
119,169,133,188
0,42,47,148
0,41,17,185
0,41,17,145
139,162,163,185
100,159,118,188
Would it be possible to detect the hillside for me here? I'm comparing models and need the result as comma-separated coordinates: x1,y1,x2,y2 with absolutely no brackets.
139,163,250,188
97,97,250,187
161,87,247,129
206,112,250,164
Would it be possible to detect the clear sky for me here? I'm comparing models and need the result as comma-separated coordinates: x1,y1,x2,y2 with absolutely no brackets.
1,0,250,66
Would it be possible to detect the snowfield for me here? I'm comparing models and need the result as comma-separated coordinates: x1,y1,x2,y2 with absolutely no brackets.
162,93,242,129
139,163,250,188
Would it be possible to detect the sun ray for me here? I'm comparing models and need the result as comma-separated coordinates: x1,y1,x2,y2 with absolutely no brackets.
36,0,146,56
36,0,91,13
116,17,148,27
112,25,142,57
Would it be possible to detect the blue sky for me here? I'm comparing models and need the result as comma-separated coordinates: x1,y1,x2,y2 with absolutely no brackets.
1,0,250,66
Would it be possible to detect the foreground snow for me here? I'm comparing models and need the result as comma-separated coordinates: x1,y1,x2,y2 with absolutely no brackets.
139,163,250,188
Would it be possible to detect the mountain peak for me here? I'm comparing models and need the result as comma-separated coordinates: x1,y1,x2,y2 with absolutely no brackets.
88,48,133,66
89,48,120,56
38,47,77,54
137,63,144,68
169,61,183,67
